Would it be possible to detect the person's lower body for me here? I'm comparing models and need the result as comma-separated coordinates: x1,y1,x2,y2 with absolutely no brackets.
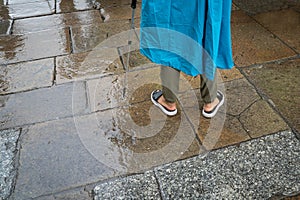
151,66,224,117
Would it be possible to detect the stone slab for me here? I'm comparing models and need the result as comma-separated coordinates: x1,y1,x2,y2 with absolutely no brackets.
155,131,300,199
7,0,54,19
218,67,244,82
231,10,296,67
12,117,115,200
197,115,250,150
0,129,20,200
242,58,300,134
240,100,289,138
94,171,160,200
0,82,88,130
119,49,152,70
71,20,133,53
0,28,70,64
224,78,260,116
254,9,300,53
13,10,102,34
56,49,123,84
0,58,54,94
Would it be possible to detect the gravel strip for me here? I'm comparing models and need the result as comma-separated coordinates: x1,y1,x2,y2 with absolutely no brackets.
155,131,300,199
0,129,20,200
94,171,161,200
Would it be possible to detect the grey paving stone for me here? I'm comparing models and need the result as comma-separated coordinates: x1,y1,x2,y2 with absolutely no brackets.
231,10,296,67
224,78,260,116
0,129,20,200
253,9,300,53
71,20,133,53
56,48,122,84
12,117,116,200
94,171,161,200
86,65,160,112
240,100,289,138
197,115,250,150
242,58,300,134
0,58,54,94
13,10,102,34
233,0,299,15
0,28,70,64
155,131,300,199
0,82,88,130
7,0,55,19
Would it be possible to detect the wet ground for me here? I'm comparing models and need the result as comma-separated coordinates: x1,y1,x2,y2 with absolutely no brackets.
0,0,299,199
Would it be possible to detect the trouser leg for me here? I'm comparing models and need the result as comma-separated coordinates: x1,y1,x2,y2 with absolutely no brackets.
160,66,180,103
200,73,217,104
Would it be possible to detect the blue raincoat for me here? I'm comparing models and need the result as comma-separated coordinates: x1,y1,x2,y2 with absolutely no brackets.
140,0,234,80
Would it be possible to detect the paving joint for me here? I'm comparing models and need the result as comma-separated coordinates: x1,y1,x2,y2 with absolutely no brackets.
180,104,204,147
68,26,74,54
236,54,300,70
11,128,24,200
153,171,165,200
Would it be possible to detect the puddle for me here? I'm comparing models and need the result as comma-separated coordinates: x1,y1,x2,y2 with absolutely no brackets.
73,65,203,173
75,102,198,173
0,58,54,94
0,28,70,64
56,0,94,13
0,20,12,34
56,48,123,84
0,34,24,62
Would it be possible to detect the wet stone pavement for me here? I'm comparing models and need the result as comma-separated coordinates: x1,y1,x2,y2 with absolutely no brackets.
0,0,299,199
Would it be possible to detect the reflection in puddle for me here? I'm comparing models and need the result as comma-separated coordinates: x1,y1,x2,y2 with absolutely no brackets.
0,0,11,35
56,49,122,84
119,102,181,153
74,71,199,173
0,35,24,61
57,0,94,13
